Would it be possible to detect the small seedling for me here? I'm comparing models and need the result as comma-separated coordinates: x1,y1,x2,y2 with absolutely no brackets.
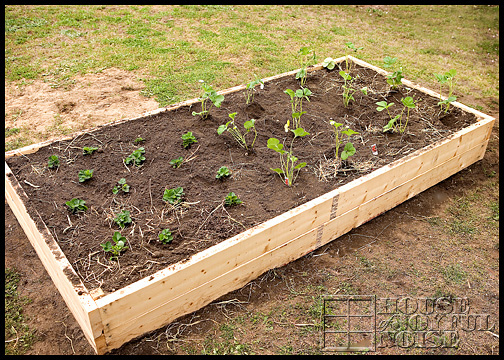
158,229,174,244
344,41,363,72
82,146,98,155
224,192,242,206
114,210,132,229
169,156,184,168
295,47,316,87
434,69,457,113
101,231,128,261
78,169,94,183
322,57,336,70
216,166,231,179
134,137,145,143
329,121,359,161
284,87,312,131
244,75,264,105
339,71,357,107
163,186,184,205
181,131,198,149
48,155,60,169
191,82,224,119
267,127,309,186
383,57,403,90
382,96,417,133
112,178,130,194
217,113,257,150
65,198,88,213
125,147,146,166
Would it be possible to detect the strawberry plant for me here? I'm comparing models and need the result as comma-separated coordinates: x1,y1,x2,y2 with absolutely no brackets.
163,186,184,205
284,88,312,131
101,231,128,261
169,156,184,168
47,155,60,169
244,75,264,105
295,47,316,87
216,166,231,179
181,131,198,149
383,56,403,90
224,192,242,206
82,146,98,155
217,113,257,150
112,178,130,194
158,229,174,244
329,121,359,162
339,71,357,107
125,147,146,167
65,198,88,214
434,69,457,113
267,127,309,187
191,82,224,119
114,210,132,229
344,41,363,72
78,169,94,183
382,96,417,133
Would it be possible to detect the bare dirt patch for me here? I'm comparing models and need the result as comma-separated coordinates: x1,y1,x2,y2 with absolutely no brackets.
5,67,159,144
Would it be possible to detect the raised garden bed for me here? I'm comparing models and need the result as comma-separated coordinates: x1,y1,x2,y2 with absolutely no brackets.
4,56,495,354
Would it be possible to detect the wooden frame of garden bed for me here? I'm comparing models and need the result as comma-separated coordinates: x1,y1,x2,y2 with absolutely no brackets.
4,56,495,354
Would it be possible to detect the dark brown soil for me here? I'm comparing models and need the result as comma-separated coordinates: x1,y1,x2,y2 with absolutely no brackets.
5,62,478,294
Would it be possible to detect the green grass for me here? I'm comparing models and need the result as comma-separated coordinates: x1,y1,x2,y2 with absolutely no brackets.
5,268,36,355
441,264,467,285
5,5,499,112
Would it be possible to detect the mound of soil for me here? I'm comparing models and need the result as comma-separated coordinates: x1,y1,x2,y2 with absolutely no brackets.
6,62,477,294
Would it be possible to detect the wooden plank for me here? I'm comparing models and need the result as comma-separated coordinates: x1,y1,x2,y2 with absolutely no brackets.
99,140,487,350
4,163,103,352
93,116,493,329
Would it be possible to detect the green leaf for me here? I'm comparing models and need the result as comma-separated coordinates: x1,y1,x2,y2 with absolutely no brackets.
376,101,394,111
217,124,227,135
295,68,306,80
342,142,356,158
267,138,284,153
243,119,255,130
383,115,400,132
294,162,307,170
401,96,416,108
341,129,359,137
330,121,343,128
322,57,336,70
210,93,224,107
339,70,351,81
163,186,184,204
101,241,112,252
271,168,284,175
284,88,295,98
291,127,309,138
